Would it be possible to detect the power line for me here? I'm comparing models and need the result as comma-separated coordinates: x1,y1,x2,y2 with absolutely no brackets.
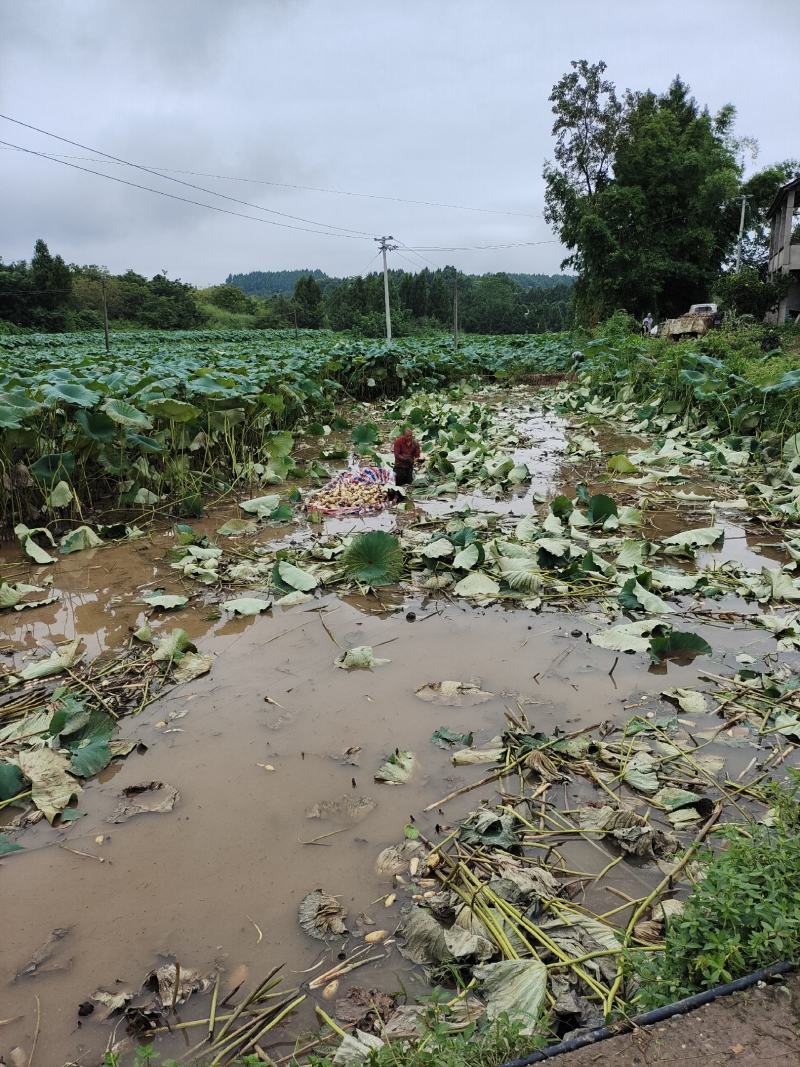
0,138,374,241
404,239,559,252
0,114,373,238
0,144,544,220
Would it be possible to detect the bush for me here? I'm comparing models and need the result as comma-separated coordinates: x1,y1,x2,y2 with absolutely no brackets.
630,773,800,1009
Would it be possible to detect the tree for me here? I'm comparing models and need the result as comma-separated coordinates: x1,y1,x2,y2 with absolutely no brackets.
291,274,324,328
203,284,253,313
544,64,743,321
714,267,789,320
30,238,72,310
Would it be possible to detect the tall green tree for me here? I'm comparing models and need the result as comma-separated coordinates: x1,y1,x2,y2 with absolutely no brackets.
291,273,324,328
544,63,743,321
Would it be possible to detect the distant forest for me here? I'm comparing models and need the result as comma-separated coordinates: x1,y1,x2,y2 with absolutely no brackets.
222,267,575,334
0,240,574,336
226,268,572,299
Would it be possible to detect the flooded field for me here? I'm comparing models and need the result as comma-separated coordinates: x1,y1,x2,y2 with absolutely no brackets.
2,386,798,1066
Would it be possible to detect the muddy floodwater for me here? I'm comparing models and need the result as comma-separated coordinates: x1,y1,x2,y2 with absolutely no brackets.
1,394,796,1066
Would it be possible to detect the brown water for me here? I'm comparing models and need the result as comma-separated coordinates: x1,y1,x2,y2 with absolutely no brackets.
0,398,794,1066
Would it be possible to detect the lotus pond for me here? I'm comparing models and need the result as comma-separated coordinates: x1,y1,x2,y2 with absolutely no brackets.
1,341,800,1067
0,328,571,529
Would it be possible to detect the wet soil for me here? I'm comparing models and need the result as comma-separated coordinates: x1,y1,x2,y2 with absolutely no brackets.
1,391,796,1066
547,973,800,1066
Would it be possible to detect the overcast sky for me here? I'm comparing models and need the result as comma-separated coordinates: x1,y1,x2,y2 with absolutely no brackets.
1,0,797,286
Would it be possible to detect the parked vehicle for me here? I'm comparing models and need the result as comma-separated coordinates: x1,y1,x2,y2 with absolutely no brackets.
657,303,722,340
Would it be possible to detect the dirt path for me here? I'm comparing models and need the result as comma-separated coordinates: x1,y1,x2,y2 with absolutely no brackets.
546,975,800,1066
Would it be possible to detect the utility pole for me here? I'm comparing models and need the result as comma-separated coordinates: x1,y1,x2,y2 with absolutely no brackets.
100,275,110,353
734,194,752,273
375,235,397,341
453,274,459,351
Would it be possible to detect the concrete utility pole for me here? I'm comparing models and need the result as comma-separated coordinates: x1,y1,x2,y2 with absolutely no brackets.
453,274,459,351
375,235,397,341
735,194,753,273
100,275,110,353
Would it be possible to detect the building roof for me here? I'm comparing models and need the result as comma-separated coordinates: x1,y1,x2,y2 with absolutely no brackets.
766,175,800,220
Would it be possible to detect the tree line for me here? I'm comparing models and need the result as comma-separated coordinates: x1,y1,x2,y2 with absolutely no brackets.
0,243,574,336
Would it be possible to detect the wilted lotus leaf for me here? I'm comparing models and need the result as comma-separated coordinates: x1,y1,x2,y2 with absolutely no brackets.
375,839,424,876
299,889,348,940
415,680,492,706
17,748,81,824
397,906,493,967
306,795,376,822
374,750,415,784
335,646,390,670
578,804,675,857
473,959,548,1035
109,782,179,823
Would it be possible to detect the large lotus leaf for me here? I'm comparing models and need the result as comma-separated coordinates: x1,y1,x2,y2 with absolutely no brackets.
30,451,76,484
783,432,800,461
422,538,455,560
473,959,547,1035
59,526,103,555
42,381,98,408
0,403,27,429
151,629,195,663
431,726,474,748
760,567,800,602
649,630,711,664
265,431,294,457
621,751,660,794
102,397,153,430
142,592,189,610
342,531,404,587
661,526,724,549
75,408,118,442
18,748,81,824
618,577,673,615
240,494,280,518
47,480,73,509
145,398,201,422
607,453,638,474
587,494,618,524
590,620,660,652
662,687,708,714
454,572,500,598
70,736,113,778
0,761,26,801
497,556,541,593
351,423,379,447
298,889,347,940
126,432,164,453
453,543,481,570
222,597,272,616
11,638,84,683
14,524,57,565
276,560,318,591
217,518,258,537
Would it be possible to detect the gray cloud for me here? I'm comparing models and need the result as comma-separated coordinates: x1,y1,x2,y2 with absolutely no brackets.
2,0,798,284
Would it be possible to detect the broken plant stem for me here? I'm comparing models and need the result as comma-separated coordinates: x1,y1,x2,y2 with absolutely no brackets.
603,801,723,1019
